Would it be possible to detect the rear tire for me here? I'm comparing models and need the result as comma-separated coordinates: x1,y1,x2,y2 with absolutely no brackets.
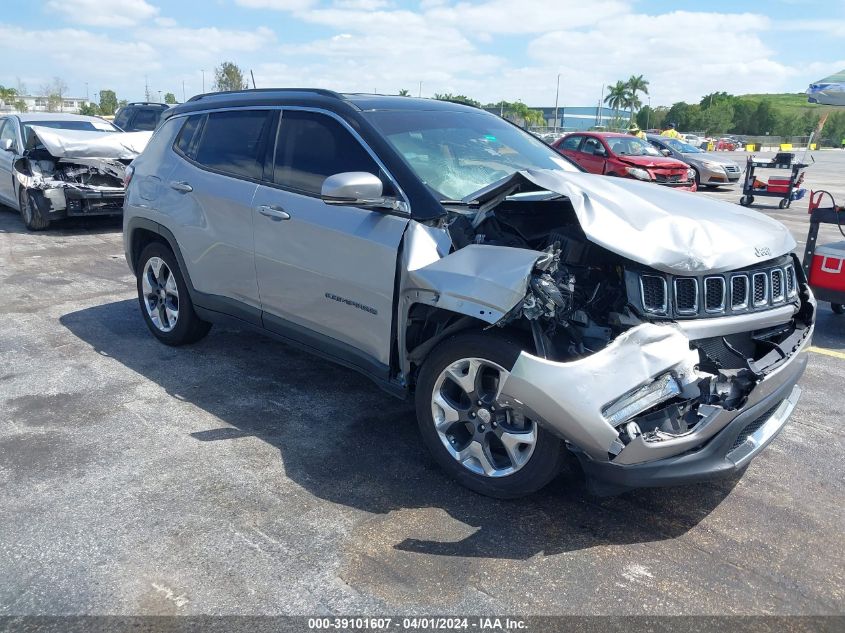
19,188,49,231
415,332,563,498
832,303,844,315
136,242,211,346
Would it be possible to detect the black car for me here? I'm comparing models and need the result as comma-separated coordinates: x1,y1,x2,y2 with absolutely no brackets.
113,102,171,132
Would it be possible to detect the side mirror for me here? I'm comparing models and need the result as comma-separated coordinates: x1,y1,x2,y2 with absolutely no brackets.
660,149,671,157
321,171,386,207
1,139,14,152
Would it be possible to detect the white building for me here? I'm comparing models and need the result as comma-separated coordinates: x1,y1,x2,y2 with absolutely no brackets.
0,95,93,114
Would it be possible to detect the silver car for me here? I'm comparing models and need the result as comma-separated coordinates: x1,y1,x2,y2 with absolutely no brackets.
123,90,814,498
648,134,742,188
0,112,145,230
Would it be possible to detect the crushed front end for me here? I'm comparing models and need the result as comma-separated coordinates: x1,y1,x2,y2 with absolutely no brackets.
498,253,814,496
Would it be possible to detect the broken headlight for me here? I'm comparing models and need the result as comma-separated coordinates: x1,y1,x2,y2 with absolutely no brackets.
602,373,681,427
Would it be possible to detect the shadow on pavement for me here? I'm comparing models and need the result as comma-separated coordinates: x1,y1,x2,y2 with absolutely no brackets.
0,205,122,235
61,299,742,559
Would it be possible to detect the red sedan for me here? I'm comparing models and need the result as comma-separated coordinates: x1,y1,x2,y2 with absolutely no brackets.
552,132,697,191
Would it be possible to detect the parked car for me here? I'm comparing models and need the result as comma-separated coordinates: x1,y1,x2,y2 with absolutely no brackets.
552,132,697,191
647,134,742,188
0,112,150,230
124,89,814,498
715,137,742,151
113,102,171,132
683,134,705,148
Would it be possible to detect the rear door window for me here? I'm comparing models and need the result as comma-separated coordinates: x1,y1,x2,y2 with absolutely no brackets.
273,110,382,196
193,110,274,180
174,115,203,157
0,119,17,151
558,135,582,151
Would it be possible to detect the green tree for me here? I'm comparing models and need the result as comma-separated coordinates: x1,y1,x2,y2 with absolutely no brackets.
78,102,100,116
434,93,481,107
635,104,667,130
13,99,27,112
398,88,411,97
0,85,17,104
213,61,248,92
699,101,734,135
489,100,545,127
164,92,177,104
604,80,630,120
99,89,118,116
625,74,649,115
118,99,128,109
664,102,702,131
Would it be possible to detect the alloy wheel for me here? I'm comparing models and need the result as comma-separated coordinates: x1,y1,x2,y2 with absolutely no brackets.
430,357,537,478
141,257,179,332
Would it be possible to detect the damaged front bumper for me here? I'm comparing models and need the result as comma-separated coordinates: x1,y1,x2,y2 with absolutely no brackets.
499,300,813,495
31,186,124,219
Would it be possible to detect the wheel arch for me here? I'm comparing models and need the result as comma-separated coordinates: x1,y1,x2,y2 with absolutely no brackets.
402,303,529,390
126,217,196,297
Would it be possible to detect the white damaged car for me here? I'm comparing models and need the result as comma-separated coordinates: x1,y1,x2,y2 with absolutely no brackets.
123,92,815,497
0,113,151,230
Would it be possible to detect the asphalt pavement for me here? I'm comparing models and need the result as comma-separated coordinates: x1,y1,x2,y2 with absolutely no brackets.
0,151,843,617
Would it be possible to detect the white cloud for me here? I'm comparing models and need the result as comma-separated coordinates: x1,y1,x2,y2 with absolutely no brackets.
136,25,276,62
234,0,317,9
427,0,628,35
525,11,796,105
44,0,159,27
154,16,178,27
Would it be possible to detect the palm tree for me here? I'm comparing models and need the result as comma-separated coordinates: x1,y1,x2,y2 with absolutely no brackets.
626,75,649,117
604,81,630,122
398,88,410,97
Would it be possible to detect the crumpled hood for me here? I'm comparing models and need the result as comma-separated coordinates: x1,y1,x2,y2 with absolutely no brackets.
28,126,153,160
505,169,795,274
618,155,687,169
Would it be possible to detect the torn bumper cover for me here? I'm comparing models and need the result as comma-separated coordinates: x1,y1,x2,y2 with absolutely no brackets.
499,308,813,495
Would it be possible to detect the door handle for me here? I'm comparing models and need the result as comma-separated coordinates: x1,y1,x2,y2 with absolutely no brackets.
257,205,291,221
170,181,193,193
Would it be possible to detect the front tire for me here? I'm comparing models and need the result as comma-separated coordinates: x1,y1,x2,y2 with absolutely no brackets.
19,188,49,231
415,332,563,498
832,303,844,315
136,242,211,346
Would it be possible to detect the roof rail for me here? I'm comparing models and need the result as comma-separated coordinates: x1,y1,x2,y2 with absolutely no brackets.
125,102,169,106
187,88,345,103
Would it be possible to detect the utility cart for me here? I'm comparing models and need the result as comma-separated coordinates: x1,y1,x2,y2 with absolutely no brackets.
803,191,845,315
739,152,810,209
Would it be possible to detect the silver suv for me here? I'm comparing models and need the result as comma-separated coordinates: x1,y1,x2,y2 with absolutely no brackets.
123,89,815,498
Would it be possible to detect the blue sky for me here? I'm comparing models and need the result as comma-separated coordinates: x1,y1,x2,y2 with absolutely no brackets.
1,0,844,106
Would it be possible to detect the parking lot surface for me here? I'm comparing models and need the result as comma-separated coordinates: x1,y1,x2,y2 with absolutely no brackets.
1,151,844,616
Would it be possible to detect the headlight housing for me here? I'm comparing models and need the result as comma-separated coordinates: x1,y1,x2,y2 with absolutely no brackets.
625,167,652,181
701,160,727,172
603,373,682,427
687,168,696,181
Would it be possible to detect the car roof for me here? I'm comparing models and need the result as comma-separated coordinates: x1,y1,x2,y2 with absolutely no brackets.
163,88,482,120
13,112,111,124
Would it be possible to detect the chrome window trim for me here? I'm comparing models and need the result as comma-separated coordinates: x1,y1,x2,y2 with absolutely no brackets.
673,277,698,315
753,272,769,307
640,274,667,315
704,276,726,313
770,268,785,303
730,274,749,310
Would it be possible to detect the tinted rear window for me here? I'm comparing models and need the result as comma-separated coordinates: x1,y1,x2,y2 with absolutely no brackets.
132,108,162,131
194,110,273,180
174,115,202,156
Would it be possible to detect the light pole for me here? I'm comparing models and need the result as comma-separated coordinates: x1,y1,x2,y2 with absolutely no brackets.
182,80,186,103
201,69,206,93
158,90,162,103
418,81,422,98
646,96,651,131
553,73,561,134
